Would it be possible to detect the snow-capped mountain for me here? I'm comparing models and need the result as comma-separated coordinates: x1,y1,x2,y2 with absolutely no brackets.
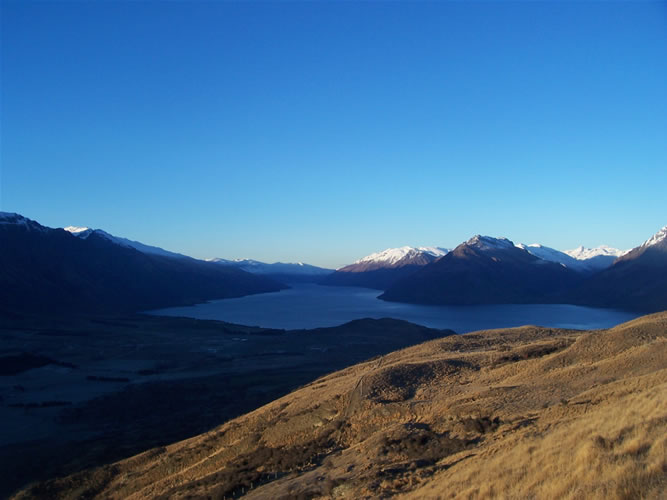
320,246,449,290
638,225,667,250
516,243,609,273
465,235,515,252
563,245,629,272
64,226,186,259
347,246,450,271
381,234,583,305
208,258,332,276
564,245,628,260
613,225,667,264
511,242,629,274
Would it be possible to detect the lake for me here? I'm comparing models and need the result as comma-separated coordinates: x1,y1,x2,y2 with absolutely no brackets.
149,283,639,333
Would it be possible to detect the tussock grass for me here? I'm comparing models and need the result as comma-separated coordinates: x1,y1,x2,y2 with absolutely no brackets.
14,313,667,499
412,377,666,499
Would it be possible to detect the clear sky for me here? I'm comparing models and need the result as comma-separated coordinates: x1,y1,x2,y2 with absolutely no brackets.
2,1,666,268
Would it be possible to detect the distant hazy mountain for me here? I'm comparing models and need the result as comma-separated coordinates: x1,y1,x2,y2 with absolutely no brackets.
515,243,581,269
380,235,582,305
0,213,285,315
207,258,333,283
320,246,450,290
64,226,187,259
208,258,332,276
567,226,667,312
564,245,628,272
516,243,625,273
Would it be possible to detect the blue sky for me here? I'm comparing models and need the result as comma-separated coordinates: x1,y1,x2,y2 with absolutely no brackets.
2,1,666,268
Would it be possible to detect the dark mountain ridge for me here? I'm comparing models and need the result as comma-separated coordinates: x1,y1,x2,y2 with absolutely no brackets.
0,213,285,315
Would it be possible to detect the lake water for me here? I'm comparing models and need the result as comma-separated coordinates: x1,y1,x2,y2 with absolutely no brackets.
149,283,639,333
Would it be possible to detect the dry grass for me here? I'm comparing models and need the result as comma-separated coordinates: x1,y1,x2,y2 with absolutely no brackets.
409,374,666,500
14,313,667,499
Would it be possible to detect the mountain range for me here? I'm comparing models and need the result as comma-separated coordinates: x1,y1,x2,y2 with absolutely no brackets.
54,219,633,292
380,228,666,312
322,240,627,290
2,211,665,314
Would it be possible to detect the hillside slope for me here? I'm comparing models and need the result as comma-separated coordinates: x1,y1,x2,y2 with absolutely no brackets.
18,312,667,499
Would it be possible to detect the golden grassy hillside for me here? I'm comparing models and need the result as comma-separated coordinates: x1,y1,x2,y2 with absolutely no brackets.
17,313,667,499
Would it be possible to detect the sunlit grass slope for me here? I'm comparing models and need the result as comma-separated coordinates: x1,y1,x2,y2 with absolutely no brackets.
17,313,667,499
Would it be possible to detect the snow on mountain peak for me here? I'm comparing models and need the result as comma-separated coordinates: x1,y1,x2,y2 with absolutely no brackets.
515,242,589,270
64,226,90,234
354,246,449,266
64,226,95,239
564,245,628,260
465,235,515,251
640,225,667,249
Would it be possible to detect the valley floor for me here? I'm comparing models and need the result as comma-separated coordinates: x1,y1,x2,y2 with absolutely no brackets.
11,312,667,499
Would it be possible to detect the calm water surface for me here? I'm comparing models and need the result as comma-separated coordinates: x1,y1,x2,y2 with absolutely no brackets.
149,283,639,333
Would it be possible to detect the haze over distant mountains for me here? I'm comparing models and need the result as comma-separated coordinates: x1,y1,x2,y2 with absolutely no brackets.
206,258,333,283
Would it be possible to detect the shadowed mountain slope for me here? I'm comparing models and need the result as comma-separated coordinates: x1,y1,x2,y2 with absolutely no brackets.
0,213,285,314
208,258,334,283
17,312,667,499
